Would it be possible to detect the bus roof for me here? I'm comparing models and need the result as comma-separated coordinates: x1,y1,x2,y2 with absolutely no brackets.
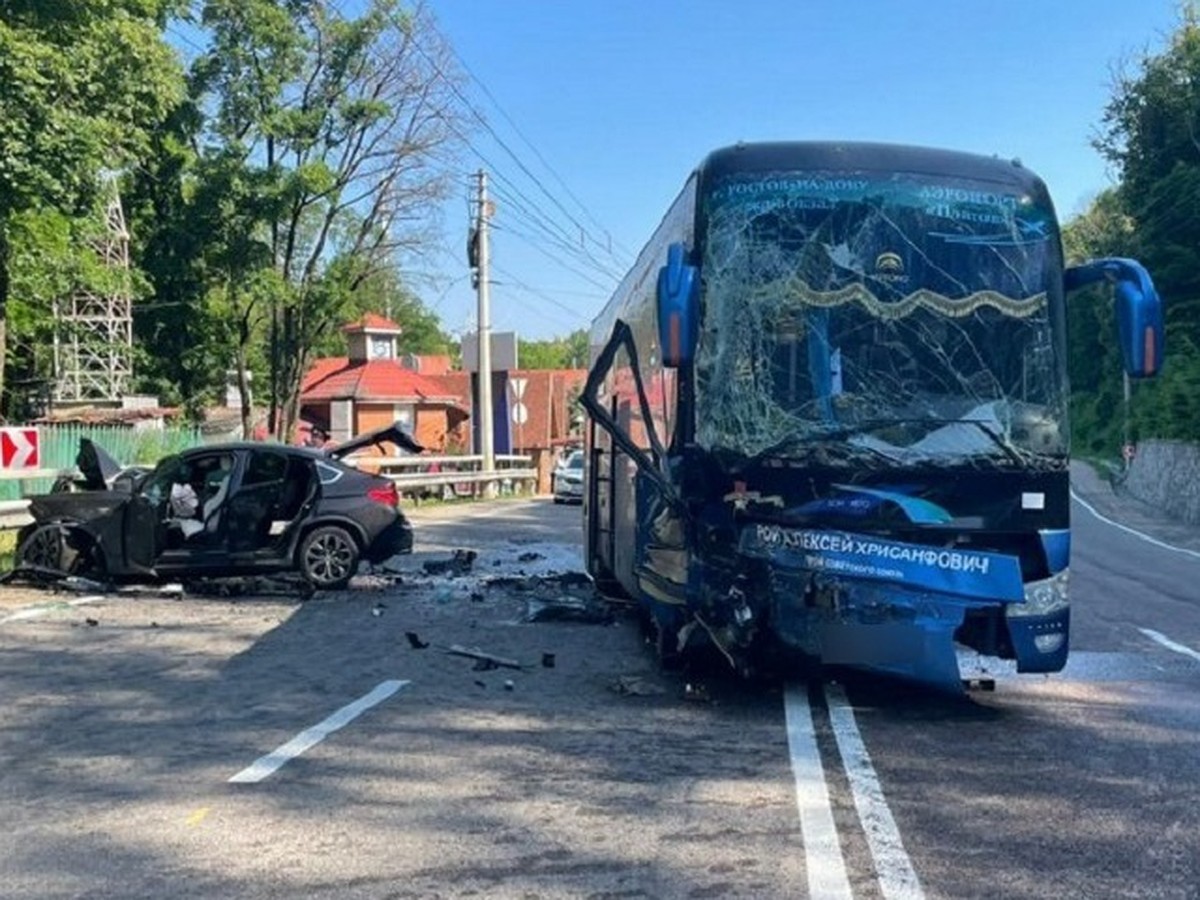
696,141,1050,199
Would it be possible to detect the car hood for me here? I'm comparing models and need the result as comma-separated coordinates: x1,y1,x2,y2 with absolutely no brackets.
29,490,131,525
329,423,424,459
76,439,126,491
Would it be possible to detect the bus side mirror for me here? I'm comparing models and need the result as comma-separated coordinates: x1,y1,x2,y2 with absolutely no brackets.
656,243,699,368
1064,257,1164,378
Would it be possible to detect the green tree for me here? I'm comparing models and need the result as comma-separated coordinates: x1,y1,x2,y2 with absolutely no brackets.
518,328,589,369
123,99,224,420
1092,4,1200,444
0,0,184,409
1062,190,1136,453
190,0,467,440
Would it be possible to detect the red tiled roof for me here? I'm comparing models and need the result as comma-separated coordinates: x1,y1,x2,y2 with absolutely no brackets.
342,313,403,334
34,406,182,426
302,357,467,410
423,371,471,400
413,354,454,375
303,357,350,390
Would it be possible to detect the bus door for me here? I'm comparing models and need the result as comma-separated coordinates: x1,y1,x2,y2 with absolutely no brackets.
585,399,619,591
581,321,685,588
611,398,638,585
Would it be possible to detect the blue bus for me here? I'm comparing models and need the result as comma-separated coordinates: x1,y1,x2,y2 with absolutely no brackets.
582,142,1163,691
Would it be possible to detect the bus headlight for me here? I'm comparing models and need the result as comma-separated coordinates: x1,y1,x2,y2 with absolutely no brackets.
1006,571,1069,618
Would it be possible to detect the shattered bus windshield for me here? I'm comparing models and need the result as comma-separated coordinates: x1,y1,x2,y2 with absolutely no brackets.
694,171,1068,468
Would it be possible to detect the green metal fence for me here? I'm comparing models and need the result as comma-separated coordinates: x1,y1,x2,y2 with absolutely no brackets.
0,424,206,501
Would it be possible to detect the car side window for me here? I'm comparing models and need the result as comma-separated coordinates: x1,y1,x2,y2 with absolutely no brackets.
243,450,288,487
140,457,186,506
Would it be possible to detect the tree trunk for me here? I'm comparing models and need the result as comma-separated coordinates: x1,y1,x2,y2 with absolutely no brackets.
0,223,9,420
236,347,253,440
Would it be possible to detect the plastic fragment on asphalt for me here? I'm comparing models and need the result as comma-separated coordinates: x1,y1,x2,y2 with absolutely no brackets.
609,675,665,697
422,549,477,576
445,644,526,670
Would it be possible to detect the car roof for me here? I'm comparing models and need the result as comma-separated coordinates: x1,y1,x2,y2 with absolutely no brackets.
178,442,324,458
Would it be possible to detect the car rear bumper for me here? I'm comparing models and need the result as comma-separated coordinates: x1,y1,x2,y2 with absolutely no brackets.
554,479,583,502
364,516,414,561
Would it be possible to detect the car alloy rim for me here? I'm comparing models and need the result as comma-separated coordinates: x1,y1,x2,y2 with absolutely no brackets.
306,532,354,584
22,527,63,570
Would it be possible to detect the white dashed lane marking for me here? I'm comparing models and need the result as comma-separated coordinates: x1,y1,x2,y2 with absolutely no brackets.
229,679,410,784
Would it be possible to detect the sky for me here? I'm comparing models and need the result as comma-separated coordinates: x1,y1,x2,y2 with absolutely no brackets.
420,0,1182,343
169,1,1185,343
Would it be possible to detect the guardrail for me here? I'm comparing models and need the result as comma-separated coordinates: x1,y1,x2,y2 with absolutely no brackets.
352,454,538,500
0,469,62,532
0,500,32,531
0,454,538,532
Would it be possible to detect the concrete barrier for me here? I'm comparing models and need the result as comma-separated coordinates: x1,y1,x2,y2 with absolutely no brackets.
1122,440,1200,526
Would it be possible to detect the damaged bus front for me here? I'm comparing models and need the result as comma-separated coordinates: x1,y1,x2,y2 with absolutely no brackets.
582,142,1164,691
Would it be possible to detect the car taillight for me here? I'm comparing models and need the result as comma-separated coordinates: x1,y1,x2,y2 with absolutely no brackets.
367,482,399,508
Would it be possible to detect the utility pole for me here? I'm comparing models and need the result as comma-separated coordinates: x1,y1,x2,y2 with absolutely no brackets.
475,170,496,483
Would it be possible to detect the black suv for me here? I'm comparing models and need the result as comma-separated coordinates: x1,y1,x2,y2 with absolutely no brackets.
16,425,419,590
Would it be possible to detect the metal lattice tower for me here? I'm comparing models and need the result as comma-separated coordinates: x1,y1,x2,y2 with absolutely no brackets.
53,181,134,403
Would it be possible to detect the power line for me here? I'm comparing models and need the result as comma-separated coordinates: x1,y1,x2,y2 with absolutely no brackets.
442,40,635,261
403,22,630,273
165,23,208,57
490,179,625,282
492,263,595,323
490,222,616,294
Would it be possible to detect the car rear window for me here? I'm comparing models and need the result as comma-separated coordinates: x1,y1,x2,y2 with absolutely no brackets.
315,460,345,485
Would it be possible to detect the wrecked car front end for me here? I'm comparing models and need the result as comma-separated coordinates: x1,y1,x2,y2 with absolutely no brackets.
16,491,135,579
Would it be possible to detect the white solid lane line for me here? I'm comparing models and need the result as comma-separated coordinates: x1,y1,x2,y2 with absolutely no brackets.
229,679,410,784
1,595,108,623
784,686,854,900
1138,628,1200,664
826,685,925,900
1070,489,1200,562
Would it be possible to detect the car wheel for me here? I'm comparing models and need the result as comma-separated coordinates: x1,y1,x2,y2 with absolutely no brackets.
298,526,360,590
17,524,68,572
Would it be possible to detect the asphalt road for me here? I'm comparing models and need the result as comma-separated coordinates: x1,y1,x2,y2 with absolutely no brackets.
0,472,1197,899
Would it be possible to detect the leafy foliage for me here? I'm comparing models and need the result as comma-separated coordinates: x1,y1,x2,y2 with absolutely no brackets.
1070,6,1200,451
116,1,464,433
518,329,589,370
184,0,467,438
0,0,184,408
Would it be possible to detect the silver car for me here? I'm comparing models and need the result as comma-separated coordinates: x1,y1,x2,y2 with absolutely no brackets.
552,450,584,504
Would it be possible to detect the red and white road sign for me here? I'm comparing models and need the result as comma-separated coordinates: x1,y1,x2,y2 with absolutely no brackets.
0,427,39,470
